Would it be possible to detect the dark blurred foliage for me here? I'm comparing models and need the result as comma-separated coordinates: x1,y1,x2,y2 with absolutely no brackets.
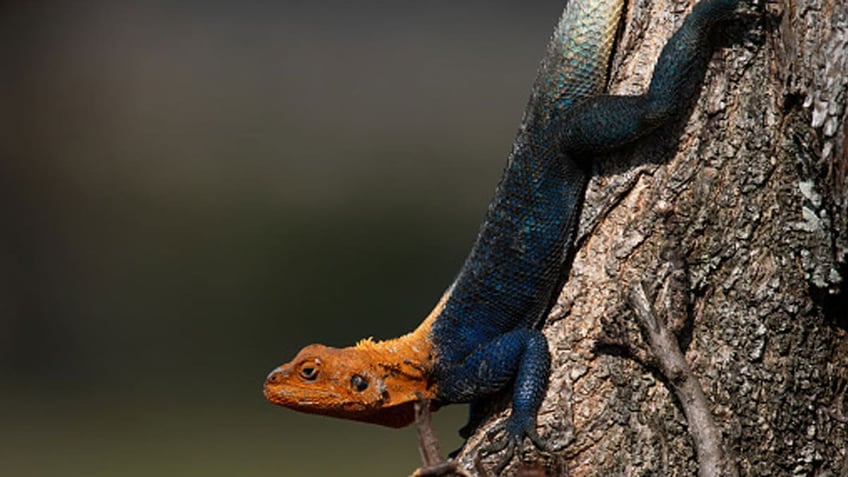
1,1,562,475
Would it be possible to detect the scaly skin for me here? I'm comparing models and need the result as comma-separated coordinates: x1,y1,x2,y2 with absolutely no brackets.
264,0,741,466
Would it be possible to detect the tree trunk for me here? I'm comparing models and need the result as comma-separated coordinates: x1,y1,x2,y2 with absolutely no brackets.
458,0,848,475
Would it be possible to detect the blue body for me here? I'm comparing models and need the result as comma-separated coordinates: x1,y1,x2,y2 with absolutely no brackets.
427,0,741,450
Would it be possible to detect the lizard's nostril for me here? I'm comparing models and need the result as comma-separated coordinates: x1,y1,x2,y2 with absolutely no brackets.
265,366,284,384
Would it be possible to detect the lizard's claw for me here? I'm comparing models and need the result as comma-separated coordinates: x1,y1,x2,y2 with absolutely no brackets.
477,419,549,475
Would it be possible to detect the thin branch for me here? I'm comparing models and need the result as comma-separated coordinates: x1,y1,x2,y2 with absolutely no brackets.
410,396,472,477
627,282,736,477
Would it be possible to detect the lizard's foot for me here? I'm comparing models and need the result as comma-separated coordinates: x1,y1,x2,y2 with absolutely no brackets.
477,418,549,475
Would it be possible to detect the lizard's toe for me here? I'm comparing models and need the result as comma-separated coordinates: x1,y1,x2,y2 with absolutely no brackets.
477,418,550,474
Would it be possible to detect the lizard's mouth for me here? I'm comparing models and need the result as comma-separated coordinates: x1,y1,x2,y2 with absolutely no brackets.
264,376,421,428
263,384,339,407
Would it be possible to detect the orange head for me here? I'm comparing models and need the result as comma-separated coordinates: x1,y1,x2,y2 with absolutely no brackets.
263,291,448,428
263,333,436,428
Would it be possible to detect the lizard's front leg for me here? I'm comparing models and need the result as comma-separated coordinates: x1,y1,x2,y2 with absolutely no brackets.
435,328,550,473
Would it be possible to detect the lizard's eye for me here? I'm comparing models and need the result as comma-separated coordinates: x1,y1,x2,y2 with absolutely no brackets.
351,374,369,392
299,362,319,381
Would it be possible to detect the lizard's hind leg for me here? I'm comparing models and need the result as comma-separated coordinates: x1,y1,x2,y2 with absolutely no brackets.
556,0,741,155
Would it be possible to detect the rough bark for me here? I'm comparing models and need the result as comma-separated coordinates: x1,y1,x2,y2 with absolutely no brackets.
458,0,848,475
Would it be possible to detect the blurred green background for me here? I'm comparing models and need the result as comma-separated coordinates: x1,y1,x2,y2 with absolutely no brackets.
1,1,563,475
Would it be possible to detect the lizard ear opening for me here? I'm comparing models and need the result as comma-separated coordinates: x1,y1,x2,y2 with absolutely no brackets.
299,360,320,381
351,374,369,392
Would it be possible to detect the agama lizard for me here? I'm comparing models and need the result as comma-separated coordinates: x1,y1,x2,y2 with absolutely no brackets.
264,0,741,469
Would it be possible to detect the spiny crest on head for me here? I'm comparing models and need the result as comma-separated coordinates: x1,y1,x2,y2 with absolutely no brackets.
355,336,379,350
355,335,409,353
